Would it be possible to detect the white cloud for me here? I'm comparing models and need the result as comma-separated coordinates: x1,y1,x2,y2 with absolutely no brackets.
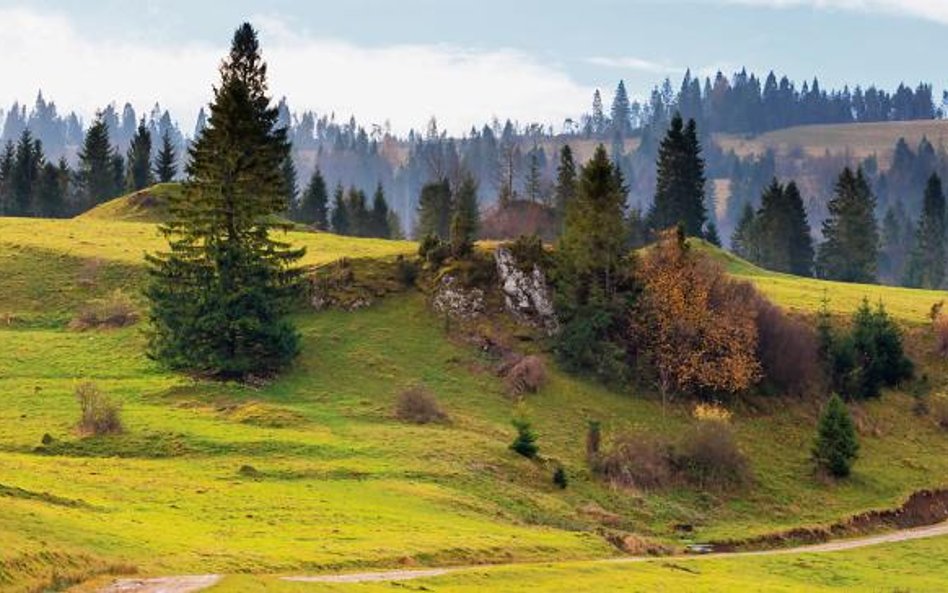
0,8,594,135
726,0,948,25
586,56,679,74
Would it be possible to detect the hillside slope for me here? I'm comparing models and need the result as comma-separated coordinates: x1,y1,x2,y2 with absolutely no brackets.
0,217,946,591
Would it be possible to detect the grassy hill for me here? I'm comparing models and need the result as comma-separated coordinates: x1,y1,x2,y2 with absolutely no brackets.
1,201,947,591
716,120,948,168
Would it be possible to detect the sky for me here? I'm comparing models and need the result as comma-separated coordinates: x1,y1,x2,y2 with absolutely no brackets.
0,0,943,135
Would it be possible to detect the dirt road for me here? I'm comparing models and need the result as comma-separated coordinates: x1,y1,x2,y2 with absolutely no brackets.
96,521,948,590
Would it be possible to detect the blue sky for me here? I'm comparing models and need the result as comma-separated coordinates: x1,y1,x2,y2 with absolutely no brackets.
0,0,943,134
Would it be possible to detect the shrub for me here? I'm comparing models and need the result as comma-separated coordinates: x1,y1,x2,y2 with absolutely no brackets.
597,432,673,490
812,394,859,478
75,382,123,436
754,297,821,396
933,398,948,431
395,255,419,287
418,234,450,267
510,419,539,459
586,420,602,462
933,311,948,358
552,466,568,489
504,355,548,396
70,289,139,330
692,402,732,423
675,419,750,489
394,386,447,424
508,234,549,271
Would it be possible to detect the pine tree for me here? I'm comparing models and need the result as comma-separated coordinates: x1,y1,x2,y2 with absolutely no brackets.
153,129,178,183
731,201,758,261
817,168,879,283
297,168,329,229
345,187,370,237
145,23,304,379
282,155,298,210
554,145,576,233
610,80,631,137
416,178,452,240
812,394,859,478
450,174,479,257
525,149,542,203
591,89,606,136
330,183,349,235
11,130,42,216
126,117,153,192
370,183,391,238
904,174,946,288
78,113,119,210
704,220,721,247
649,114,707,237
555,145,634,378
35,161,66,218
0,141,14,214
784,181,815,277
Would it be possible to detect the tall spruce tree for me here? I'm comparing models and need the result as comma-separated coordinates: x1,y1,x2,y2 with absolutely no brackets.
345,187,369,237
610,80,631,138
555,144,634,379
817,168,879,283
731,201,759,262
0,141,14,214
649,114,707,237
11,130,42,216
282,155,298,210
126,118,153,192
330,183,349,235
78,113,119,210
784,181,815,276
297,168,329,229
153,129,178,183
370,183,391,238
416,178,453,240
904,174,946,288
35,161,66,218
145,23,304,379
450,174,479,257
554,144,576,233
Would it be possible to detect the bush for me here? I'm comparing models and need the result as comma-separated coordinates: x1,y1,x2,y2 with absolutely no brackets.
597,432,673,490
394,386,448,424
510,419,539,459
70,289,139,330
675,419,750,489
395,255,419,287
418,234,450,267
504,355,548,396
552,466,568,489
812,394,859,478
754,297,821,396
75,382,123,436
508,234,549,271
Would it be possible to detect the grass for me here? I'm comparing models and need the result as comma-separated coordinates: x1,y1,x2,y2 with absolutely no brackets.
2,204,948,591
716,119,948,168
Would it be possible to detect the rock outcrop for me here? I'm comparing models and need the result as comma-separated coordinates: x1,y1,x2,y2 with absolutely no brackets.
494,247,558,335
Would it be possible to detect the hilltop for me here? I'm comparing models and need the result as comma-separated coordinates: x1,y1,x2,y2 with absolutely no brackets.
1,194,947,591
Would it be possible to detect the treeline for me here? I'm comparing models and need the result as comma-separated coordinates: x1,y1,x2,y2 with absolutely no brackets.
0,113,178,217
1,92,187,165
289,167,402,240
584,69,939,138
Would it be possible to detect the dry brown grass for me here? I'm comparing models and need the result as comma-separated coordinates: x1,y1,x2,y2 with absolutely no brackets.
69,290,139,330
504,355,548,396
394,385,448,424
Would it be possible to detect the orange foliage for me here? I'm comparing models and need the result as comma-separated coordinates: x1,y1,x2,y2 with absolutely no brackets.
632,229,762,397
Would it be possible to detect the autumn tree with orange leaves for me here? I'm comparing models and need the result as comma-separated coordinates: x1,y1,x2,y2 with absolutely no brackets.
632,227,762,406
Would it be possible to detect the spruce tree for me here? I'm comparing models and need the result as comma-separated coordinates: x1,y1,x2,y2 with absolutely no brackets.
731,201,758,262
35,161,66,218
416,178,452,240
345,187,369,237
649,114,707,237
812,394,859,478
817,168,879,283
282,155,298,210
153,129,178,183
450,174,479,257
0,141,14,214
784,181,815,277
11,130,42,216
904,174,946,288
297,168,329,229
330,183,349,235
555,144,634,378
554,144,576,233
145,23,304,379
704,220,721,247
610,80,631,137
78,113,119,210
126,118,153,192
370,183,391,238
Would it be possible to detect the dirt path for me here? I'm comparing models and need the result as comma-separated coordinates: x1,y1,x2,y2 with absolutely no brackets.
283,521,948,585
99,574,222,593
95,522,948,591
